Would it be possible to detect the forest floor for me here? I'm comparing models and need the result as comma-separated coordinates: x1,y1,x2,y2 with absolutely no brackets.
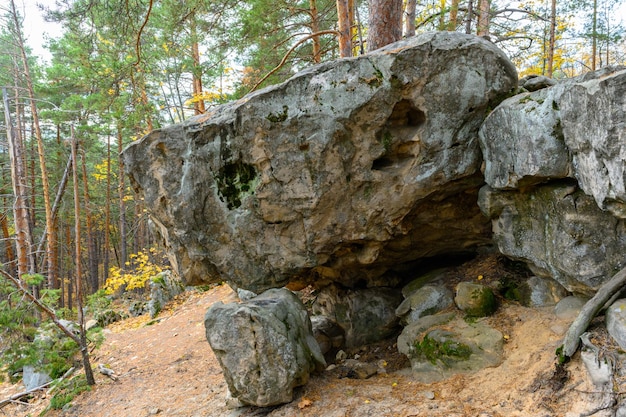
0,256,621,417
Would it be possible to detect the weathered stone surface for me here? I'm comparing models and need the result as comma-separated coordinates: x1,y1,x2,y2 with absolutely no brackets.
123,32,517,293
396,284,454,325
478,67,626,293
606,298,626,351
311,284,402,348
519,74,557,91
554,295,589,321
479,182,626,294
560,68,626,218
204,288,325,407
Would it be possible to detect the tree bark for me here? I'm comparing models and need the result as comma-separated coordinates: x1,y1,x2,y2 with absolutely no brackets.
546,0,557,77
477,0,491,36
3,88,32,279
336,0,353,57
80,146,98,293
117,126,128,269
10,0,57,288
448,0,460,30
591,0,597,71
404,0,417,37
367,0,403,52
190,13,206,115
70,127,96,386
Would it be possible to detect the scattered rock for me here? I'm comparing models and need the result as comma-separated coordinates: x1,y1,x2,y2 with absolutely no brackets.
454,282,497,317
204,288,326,407
85,319,99,331
337,359,379,379
22,365,51,391
96,308,128,326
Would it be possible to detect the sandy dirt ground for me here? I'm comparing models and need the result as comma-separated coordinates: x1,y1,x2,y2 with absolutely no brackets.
0,281,621,417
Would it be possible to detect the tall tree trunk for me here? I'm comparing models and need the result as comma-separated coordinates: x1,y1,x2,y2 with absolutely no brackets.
190,13,205,115
310,0,322,63
336,0,353,57
448,0,460,30
404,0,417,37
70,127,96,386
591,0,597,71
2,88,32,278
104,135,112,286
0,213,15,272
546,0,557,77
117,126,128,269
439,0,447,30
465,0,474,34
477,0,491,36
10,0,57,288
80,146,98,293
367,0,403,52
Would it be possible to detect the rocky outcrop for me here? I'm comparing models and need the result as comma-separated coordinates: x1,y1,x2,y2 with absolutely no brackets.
479,67,626,294
204,288,325,407
123,31,517,293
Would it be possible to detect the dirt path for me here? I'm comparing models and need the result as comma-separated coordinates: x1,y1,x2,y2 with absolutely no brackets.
1,283,605,417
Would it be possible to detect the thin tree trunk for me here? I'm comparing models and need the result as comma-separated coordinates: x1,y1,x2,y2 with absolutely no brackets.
546,0,557,77
79,146,98,293
367,0,403,52
104,135,112,285
465,0,474,34
404,0,417,37
310,0,322,63
10,0,57,288
0,213,15,271
190,13,205,115
591,0,597,71
3,88,32,279
117,126,128,269
439,0,447,30
70,126,96,386
448,0,460,30
336,0,353,57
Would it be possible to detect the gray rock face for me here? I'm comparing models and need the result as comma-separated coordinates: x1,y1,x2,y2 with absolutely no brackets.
454,282,497,316
311,284,402,348
204,288,325,407
480,182,626,294
478,68,626,294
123,32,517,293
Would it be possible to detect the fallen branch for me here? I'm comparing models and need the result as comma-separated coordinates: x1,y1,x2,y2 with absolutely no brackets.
560,265,626,359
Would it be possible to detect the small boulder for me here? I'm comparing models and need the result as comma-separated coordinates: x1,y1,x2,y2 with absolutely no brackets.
520,276,569,307
554,295,588,321
454,282,497,317
395,284,454,325
204,288,325,407
147,271,185,318
606,298,626,350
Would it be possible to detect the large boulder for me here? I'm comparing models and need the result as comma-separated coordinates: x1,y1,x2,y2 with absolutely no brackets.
123,32,517,293
479,67,626,294
204,288,325,407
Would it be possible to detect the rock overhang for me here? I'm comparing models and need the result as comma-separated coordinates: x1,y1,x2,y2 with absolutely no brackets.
123,31,518,293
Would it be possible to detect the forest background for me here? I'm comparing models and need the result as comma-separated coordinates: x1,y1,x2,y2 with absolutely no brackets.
0,0,624,394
